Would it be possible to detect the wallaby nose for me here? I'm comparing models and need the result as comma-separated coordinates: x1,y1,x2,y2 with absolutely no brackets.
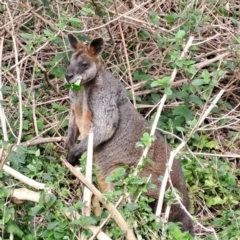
65,73,73,82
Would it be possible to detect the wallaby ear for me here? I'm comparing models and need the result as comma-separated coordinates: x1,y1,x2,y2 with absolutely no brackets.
68,33,80,50
88,38,104,56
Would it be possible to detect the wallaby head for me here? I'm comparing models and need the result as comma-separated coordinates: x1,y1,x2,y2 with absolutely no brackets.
65,34,104,84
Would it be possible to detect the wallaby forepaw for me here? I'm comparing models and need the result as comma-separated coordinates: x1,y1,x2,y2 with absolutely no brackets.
66,148,80,166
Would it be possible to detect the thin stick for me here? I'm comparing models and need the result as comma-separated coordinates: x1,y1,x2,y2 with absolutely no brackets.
5,4,23,144
155,141,185,217
194,52,230,70
81,129,94,240
115,3,136,108
0,37,8,142
61,157,137,240
82,129,93,216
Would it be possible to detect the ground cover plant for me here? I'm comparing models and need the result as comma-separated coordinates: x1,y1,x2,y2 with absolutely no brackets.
0,0,240,239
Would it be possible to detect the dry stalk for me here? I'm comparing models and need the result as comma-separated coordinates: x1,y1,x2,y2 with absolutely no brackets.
81,129,94,240
5,4,23,144
0,37,8,142
114,0,136,108
20,137,66,146
194,52,230,70
82,129,94,216
61,157,137,240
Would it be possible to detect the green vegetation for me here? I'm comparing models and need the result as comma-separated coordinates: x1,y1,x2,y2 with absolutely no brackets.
0,0,239,239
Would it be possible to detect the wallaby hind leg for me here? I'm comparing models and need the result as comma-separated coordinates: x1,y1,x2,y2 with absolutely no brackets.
92,195,102,216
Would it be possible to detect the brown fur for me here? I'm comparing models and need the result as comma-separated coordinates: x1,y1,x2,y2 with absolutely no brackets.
65,34,194,235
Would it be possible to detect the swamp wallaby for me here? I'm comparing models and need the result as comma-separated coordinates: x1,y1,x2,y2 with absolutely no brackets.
65,33,194,235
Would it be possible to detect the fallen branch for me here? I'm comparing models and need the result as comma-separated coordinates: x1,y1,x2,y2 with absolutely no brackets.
21,137,66,146
7,186,110,240
194,52,230,70
3,164,47,190
10,188,42,203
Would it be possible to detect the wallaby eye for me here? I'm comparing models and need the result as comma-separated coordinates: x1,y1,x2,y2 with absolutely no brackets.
82,63,88,68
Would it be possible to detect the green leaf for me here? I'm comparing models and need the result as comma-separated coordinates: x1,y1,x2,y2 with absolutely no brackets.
64,82,82,92
206,196,225,207
54,232,64,239
75,79,81,86
0,85,11,93
151,93,160,103
186,65,197,75
192,79,204,86
52,102,68,111
44,29,55,40
69,17,81,24
140,132,152,147
0,100,6,105
189,95,203,107
50,66,66,78
133,70,151,82
20,33,34,40
7,221,23,237
165,13,178,23
205,140,219,149
204,179,215,188
151,76,170,87
176,126,186,132
39,191,46,206
149,11,160,26
29,205,45,215
164,87,172,95
47,221,59,230
35,149,40,157
176,30,185,39
71,216,97,226
114,167,126,177
74,201,87,210
135,141,144,148
37,117,44,131
26,43,33,54
150,81,161,87
125,203,139,211
202,69,210,82
23,120,30,130
173,106,193,121
46,194,57,209
138,30,150,40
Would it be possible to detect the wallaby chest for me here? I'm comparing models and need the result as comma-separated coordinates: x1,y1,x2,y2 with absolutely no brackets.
70,89,92,140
